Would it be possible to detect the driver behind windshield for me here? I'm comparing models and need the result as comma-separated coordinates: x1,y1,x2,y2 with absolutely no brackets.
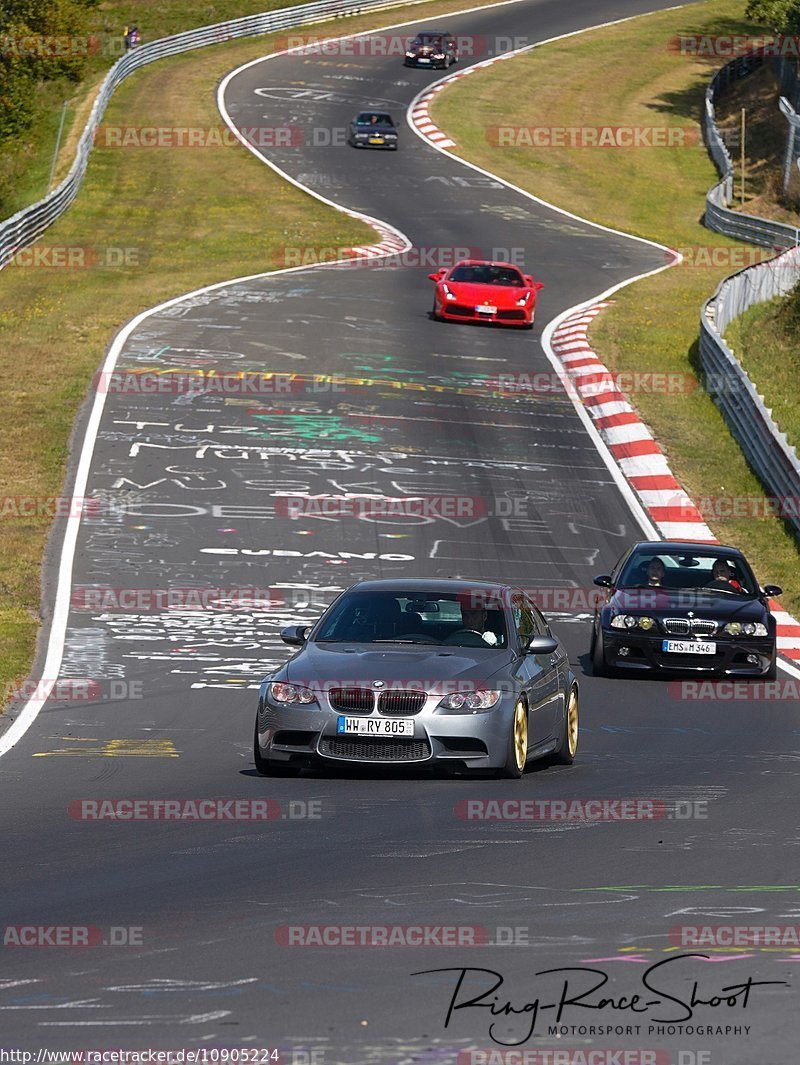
706,559,744,592
457,606,498,646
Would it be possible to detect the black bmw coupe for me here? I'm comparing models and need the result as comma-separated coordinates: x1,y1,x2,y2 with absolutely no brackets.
590,541,782,679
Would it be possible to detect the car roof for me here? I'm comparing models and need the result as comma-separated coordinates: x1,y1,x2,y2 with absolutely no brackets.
344,578,517,596
629,540,745,558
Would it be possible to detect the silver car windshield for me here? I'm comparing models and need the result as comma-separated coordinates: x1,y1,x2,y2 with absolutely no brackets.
315,592,508,647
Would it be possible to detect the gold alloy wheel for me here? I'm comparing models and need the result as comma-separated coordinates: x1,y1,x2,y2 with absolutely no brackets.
513,699,528,772
566,687,579,757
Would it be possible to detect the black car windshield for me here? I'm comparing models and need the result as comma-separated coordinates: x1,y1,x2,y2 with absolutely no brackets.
414,34,445,45
617,551,756,596
449,264,525,286
355,112,394,127
314,591,508,647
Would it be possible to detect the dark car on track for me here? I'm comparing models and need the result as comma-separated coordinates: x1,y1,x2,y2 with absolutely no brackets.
254,579,579,778
404,29,458,68
348,111,399,149
590,541,782,679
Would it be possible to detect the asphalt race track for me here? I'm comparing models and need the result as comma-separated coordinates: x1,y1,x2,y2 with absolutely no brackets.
3,0,799,1060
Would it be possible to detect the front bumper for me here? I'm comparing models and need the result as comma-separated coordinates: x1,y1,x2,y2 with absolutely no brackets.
351,137,398,149
404,55,448,67
436,301,532,327
257,691,516,768
601,629,774,676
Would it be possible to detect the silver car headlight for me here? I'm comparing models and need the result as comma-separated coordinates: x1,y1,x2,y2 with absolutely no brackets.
438,690,502,714
442,283,457,301
610,615,656,630
270,682,315,704
406,50,415,56
516,292,530,306
724,622,768,636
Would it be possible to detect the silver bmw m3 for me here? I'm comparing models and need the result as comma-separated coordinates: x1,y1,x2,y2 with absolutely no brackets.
254,578,579,778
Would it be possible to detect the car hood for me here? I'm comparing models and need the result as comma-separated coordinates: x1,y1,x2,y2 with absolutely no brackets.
443,280,528,306
280,641,514,690
353,123,396,133
608,588,769,623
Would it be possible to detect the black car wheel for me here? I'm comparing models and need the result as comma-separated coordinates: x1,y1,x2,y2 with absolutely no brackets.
253,715,301,777
497,698,528,778
551,685,579,765
591,626,611,677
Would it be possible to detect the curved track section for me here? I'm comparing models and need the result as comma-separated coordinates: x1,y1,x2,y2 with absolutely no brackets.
3,0,799,1059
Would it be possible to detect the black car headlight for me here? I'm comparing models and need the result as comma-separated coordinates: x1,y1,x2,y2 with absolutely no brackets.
438,690,502,714
270,682,316,705
724,622,768,637
610,615,656,630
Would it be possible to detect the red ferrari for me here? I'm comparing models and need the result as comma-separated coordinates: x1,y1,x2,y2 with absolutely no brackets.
429,259,543,327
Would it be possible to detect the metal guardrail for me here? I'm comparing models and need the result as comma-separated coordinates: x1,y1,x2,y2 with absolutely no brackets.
700,52,800,537
0,0,421,270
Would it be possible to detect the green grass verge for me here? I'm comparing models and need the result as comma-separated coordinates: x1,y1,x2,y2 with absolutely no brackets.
0,0,512,706
431,0,800,615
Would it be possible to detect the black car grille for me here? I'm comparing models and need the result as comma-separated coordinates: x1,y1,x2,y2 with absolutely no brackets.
378,690,426,715
448,304,477,316
328,687,374,713
496,309,526,321
663,618,717,636
319,736,431,761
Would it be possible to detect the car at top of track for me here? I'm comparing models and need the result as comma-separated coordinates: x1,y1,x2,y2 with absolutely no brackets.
348,111,399,149
404,29,458,68
429,259,543,328
254,578,578,778
590,540,782,679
